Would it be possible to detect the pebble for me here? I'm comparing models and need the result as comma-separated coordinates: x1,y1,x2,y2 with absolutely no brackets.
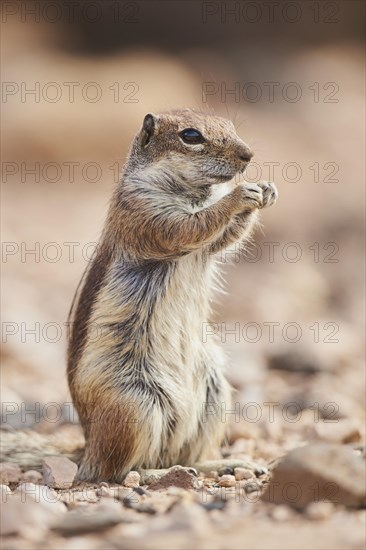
218,475,236,487
241,480,262,495
123,470,141,488
42,456,78,489
0,462,22,484
234,468,255,481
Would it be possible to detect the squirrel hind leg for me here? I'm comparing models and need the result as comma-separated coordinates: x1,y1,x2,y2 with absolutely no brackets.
76,393,174,483
76,409,139,483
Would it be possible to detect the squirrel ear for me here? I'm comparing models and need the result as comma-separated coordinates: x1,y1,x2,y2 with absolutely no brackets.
140,113,158,147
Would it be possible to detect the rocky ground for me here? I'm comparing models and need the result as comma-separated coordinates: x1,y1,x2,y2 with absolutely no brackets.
1,356,365,550
0,449,365,549
1,14,365,550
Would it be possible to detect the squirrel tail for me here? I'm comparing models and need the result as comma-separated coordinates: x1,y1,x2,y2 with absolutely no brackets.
0,429,84,471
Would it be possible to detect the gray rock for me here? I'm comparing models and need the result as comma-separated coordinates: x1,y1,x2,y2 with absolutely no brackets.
42,456,78,489
262,443,366,509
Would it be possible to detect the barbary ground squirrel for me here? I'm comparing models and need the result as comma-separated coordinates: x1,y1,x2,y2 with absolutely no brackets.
1,110,277,483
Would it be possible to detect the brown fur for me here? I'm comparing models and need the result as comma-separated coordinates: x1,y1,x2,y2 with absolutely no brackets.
1,110,277,481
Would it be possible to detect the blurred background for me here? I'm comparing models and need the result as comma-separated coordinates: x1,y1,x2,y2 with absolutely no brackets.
1,0,365,457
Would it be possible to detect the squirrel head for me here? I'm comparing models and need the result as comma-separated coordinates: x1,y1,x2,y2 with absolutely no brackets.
126,109,253,186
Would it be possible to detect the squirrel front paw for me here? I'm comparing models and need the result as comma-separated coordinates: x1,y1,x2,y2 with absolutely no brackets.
257,181,278,209
233,183,264,212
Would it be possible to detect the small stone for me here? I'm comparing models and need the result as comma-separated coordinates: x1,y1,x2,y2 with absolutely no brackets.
149,467,199,491
206,470,219,480
123,470,141,488
42,456,78,489
0,462,21,484
21,470,43,484
306,501,334,520
218,474,236,487
234,468,255,481
242,480,262,494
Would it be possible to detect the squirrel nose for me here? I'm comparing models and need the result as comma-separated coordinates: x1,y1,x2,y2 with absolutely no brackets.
239,147,253,163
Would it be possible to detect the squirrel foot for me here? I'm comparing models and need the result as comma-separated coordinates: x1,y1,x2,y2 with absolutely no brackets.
257,181,278,209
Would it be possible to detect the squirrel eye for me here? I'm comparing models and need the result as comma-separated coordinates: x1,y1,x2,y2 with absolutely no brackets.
179,128,205,144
